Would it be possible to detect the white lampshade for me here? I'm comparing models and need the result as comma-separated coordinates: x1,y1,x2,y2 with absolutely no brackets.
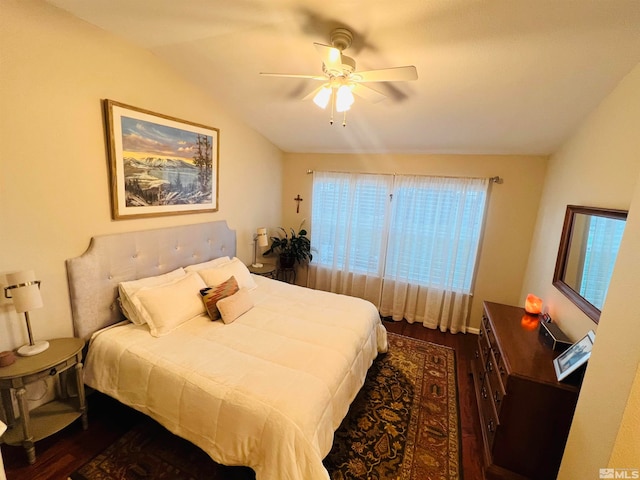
6,270,43,313
256,227,268,247
5,270,48,356
313,86,332,109
336,84,354,112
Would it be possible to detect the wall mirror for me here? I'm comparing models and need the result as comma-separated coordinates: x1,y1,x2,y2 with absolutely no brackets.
553,205,627,323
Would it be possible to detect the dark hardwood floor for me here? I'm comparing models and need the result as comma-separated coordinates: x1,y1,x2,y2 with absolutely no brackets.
3,320,485,480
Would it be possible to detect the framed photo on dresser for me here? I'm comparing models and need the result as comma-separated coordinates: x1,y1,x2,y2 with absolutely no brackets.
553,330,595,381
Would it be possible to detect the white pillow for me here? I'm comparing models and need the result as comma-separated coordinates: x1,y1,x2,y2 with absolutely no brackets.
118,268,187,325
197,257,257,291
216,288,254,324
184,256,231,273
135,272,207,337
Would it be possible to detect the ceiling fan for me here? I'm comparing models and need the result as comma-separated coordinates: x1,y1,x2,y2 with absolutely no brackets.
260,28,418,126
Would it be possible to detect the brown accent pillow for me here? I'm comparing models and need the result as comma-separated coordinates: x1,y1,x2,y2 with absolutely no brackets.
200,276,239,320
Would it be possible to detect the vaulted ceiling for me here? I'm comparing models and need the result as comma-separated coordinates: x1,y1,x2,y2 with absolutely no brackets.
46,0,640,155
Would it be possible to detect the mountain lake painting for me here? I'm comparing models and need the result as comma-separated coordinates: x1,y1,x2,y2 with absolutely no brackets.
105,100,219,219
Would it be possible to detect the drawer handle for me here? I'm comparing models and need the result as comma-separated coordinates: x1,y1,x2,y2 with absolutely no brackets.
494,391,501,403
481,386,488,399
49,368,57,376
488,420,495,432
474,350,479,359
487,361,493,372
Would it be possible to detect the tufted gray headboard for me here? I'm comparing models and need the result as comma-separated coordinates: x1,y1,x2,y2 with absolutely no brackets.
66,221,236,342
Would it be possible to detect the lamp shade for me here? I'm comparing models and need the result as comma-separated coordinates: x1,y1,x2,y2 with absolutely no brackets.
6,270,43,313
256,227,268,247
335,84,354,112
313,86,332,109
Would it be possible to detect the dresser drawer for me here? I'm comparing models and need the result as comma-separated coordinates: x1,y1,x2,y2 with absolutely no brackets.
473,343,487,385
479,375,499,449
486,349,506,413
478,317,491,365
2,355,79,389
477,337,490,374
484,317,498,353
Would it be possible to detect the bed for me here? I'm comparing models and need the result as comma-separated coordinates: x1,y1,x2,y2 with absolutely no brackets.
66,221,387,480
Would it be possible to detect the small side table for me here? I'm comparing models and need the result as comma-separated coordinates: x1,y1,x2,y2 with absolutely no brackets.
248,263,277,279
0,337,87,464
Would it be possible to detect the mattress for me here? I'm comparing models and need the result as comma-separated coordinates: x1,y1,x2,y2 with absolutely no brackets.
84,275,388,480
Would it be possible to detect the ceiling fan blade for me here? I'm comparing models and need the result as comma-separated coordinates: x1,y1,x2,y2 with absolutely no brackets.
313,43,343,74
260,72,326,80
351,84,387,103
353,66,418,82
302,85,326,101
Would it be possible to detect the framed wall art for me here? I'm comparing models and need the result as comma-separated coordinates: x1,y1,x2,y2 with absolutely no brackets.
104,99,219,219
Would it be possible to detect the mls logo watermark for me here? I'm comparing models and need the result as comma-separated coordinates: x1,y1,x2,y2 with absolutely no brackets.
600,468,640,479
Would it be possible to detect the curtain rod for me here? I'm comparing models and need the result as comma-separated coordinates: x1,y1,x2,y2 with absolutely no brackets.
305,169,503,184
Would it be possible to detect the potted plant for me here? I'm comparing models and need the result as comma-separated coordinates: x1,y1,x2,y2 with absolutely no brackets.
264,223,313,269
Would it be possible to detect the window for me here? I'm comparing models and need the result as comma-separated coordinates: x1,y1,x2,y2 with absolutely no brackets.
312,173,392,275
386,175,487,293
579,215,625,308
311,171,488,294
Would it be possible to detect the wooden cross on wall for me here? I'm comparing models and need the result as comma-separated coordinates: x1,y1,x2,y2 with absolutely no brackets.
294,194,303,213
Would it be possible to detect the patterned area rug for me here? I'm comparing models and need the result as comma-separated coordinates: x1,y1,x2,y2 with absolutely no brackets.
69,333,460,480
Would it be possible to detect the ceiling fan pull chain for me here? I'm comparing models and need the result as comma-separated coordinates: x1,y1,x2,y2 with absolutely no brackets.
342,110,347,127
330,89,336,125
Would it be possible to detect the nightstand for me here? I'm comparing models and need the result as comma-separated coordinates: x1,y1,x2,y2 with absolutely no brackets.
248,263,277,279
0,337,87,464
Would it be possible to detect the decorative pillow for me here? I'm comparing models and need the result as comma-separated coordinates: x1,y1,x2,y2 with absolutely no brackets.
216,288,254,324
200,276,239,320
135,272,207,337
184,256,231,273
197,257,257,291
118,268,187,325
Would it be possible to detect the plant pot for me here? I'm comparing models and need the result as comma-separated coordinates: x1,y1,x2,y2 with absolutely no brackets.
279,254,296,269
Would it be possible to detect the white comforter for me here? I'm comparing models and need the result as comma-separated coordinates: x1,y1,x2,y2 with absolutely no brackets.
84,275,388,480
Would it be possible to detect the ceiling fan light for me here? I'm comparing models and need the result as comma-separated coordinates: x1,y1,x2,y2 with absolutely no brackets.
328,48,341,64
336,84,354,112
313,86,332,109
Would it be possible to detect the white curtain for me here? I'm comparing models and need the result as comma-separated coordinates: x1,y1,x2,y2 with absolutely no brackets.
307,171,392,306
379,175,488,333
308,172,489,333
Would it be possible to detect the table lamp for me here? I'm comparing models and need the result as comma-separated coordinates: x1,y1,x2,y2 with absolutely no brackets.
252,227,268,268
524,293,543,315
4,270,49,356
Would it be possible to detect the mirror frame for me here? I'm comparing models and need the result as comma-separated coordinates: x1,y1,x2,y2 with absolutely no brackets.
553,205,627,324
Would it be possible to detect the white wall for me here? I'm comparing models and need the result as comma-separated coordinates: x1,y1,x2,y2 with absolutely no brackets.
609,363,640,467
0,0,283,354
521,64,640,340
520,63,640,477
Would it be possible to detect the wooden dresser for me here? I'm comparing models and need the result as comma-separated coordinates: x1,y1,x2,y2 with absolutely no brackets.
471,301,581,480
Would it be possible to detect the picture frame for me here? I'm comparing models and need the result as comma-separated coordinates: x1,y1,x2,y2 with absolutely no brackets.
553,330,596,381
104,99,219,219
